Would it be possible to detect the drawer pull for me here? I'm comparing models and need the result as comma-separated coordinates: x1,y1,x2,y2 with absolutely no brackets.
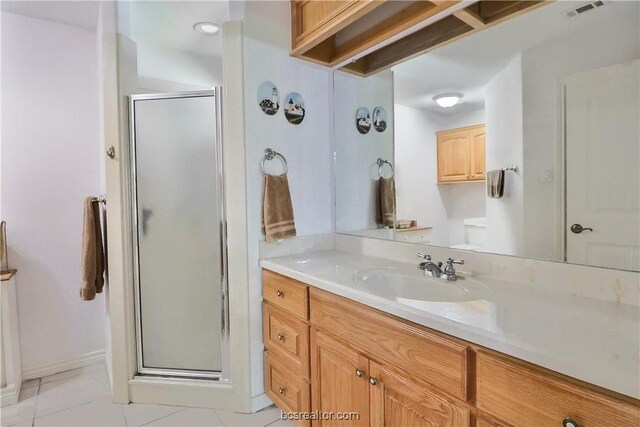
563,418,578,427
277,333,285,341
276,290,284,298
278,387,286,395
369,376,378,385
355,369,364,377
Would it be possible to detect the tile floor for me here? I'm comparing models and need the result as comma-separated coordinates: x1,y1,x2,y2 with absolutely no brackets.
1,362,293,427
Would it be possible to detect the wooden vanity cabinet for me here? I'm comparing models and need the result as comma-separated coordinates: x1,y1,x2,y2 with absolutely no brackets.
476,350,640,427
310,328,469,427
310,329,370,427
262,270,311,426
369,361,470,427
262,269,640,427
437,124,486,183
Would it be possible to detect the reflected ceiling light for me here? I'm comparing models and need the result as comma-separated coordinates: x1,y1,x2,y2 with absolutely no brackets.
433,93,463,108
193,22,220,35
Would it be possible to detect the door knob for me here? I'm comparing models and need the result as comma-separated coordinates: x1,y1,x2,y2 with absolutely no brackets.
562,418,579,427
355,369,364,377
570,224,593,234
369,376,378,385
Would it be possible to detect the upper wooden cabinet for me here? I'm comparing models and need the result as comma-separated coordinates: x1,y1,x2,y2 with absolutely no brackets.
290,1,547,75
437,124,486,184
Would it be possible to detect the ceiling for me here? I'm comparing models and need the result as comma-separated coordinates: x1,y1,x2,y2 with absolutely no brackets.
1,1,100,31
1,1,229,58
128,1,228,58
393,0,640,113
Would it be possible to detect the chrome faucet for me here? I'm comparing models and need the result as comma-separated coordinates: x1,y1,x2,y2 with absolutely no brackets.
417,253,464,281
442,258,464,281
417,253,443,277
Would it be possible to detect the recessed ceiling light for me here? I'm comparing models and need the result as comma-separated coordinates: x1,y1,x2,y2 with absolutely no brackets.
193,22,220,35
434,93,463,108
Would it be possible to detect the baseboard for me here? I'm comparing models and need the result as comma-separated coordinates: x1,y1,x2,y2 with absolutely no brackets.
22,350,106,380
250,392,274,412
1,383,20,407
105,348,113,392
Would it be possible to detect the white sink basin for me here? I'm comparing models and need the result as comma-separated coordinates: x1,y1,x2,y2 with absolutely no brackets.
352,267,487,302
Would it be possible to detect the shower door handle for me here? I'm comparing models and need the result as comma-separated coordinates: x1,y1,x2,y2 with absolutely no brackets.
141,208,153,236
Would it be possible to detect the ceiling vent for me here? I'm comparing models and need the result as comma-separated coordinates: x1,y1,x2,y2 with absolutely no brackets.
565,1,607,18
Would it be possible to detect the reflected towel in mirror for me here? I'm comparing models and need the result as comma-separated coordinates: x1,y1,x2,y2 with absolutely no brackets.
486,169,505,198
377,177,396,226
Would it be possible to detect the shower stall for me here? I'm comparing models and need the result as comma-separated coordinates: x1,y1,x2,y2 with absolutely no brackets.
128,90,229,380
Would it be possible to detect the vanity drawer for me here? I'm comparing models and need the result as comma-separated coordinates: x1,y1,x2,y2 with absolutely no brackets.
264,350,310,426
263,302,310,378
476,350,640,427
309,288,470,401
263,270,309,319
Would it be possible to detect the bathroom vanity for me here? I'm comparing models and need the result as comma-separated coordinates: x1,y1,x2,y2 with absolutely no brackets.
260,247,639,427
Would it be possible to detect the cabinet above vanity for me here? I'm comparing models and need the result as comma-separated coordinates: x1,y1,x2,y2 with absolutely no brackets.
290,0,547,75
437,124,486,183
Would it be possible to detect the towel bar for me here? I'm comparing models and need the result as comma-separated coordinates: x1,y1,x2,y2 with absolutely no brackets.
377,158,394,178
261,148,288,175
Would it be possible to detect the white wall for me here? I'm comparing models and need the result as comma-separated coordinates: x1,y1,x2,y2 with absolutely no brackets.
395,104,485,246
1,12,106,373
334,71,394,232
521,7,640,260
484,55,524,255
136,44,222,91
236,1,334,399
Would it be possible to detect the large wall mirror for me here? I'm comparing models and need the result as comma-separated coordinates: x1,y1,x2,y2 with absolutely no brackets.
334,1,639,272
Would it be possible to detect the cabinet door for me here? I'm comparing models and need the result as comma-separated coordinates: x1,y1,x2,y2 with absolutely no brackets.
469,125,486,180
369,361,470,427
437,129,470,183
310,329,369,427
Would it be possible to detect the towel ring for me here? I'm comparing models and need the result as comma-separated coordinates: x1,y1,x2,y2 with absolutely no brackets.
377,158,394,178
261,148,288,175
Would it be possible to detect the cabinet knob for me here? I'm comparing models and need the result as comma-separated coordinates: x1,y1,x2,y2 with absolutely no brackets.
563,418,579,427
369,377,378,385
278,387,286,395
276,290,284,298
277,333,285,341
355,369,364,377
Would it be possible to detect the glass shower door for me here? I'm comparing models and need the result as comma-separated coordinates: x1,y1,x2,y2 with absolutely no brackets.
129,91,228,379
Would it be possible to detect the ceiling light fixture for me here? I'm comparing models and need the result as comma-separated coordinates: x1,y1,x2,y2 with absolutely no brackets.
433,93,463,108
193,22,221,35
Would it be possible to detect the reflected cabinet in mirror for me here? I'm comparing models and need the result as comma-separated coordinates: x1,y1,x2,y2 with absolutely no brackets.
334,1,639,272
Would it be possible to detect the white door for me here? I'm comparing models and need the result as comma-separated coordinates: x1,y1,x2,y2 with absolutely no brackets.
565,60,639,271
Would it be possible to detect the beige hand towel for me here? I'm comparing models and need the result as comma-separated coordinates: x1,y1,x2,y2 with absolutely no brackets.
486,169,505,198
80,197,105,301
262,174,296,241
378,177,396,227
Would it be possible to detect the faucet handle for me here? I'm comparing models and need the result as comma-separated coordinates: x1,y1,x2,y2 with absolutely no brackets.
446,258,464,266
417,252,431,260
